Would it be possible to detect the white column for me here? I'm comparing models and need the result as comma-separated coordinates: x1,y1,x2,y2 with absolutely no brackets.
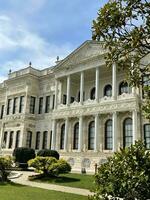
54,79,58,109
132,110,138,144
51,120,56,150
64,118,69,151
112,63,117,100
39,132,43,149
47,131,51,149
0,123,4,150
66,76,70,106
12,131,16,149
94,114,99,152
112,112,117,152
78,116,83,152
19,130,24,147
95,67,100,102
80,71,84,104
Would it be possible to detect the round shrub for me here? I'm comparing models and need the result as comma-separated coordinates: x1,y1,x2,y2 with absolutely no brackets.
28,157,71,177
13,147,35,168
37,149,59,160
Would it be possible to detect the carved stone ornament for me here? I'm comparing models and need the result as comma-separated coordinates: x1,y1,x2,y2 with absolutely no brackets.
67,158,75,166
82,158,91,168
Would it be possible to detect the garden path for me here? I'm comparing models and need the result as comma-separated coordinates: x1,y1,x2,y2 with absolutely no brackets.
11,171,93,197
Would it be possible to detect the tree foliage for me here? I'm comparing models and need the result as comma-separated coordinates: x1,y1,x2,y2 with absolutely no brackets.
28,157,71,177
90,141,150,200
92,0,150,119
0,156,12,182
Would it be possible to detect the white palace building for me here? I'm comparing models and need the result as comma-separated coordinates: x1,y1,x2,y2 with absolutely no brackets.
0,40,149,172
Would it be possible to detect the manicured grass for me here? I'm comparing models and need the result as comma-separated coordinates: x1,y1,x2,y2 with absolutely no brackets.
0,183,88,200
35,173,95,190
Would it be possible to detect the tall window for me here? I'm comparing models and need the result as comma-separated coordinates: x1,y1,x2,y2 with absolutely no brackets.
42,131,48,149
3,132,8,147
49,131,52,149
63,94,67,105
105,119,112,150
104,85,112,97
73,122,79,150
0,105,4,119
38,97,43,114
52,95,55,109
144,124,150,149
60,124,65,149
45,96,50,113
7,99,12,115
123,118,133,148
35,132,40,149
90,87,96,100
19,96,25,113
30,96,36,114
26,131,32,148
15,131,20,148
119,81,129,95
13,97,18,114
8,131,14,149
88,121,95,150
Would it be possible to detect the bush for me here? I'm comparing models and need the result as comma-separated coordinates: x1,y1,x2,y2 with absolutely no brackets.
28,156,71,177
37,149,59,160
90,141,150,200
0,156,13,182
13,147,35,168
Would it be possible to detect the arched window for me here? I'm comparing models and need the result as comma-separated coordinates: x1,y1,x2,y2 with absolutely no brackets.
90,87,95,100
119,81,129,95
105,120,112,150
26,131,32,148
73,122,79,150
60,124,65,149
144,124,150,149
9,131,14,149
35,132,40,149
123,118,132,148
88,121,95,150
15,130,20,148
42,131,48,149
104,85,112,97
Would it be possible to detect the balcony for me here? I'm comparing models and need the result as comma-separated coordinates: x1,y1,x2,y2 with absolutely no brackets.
52,93,139,119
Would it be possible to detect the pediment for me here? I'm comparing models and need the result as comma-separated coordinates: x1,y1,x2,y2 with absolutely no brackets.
54,40,107,73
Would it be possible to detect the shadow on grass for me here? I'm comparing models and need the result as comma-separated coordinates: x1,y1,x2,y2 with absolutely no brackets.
41,176,80,184
0,181,25,187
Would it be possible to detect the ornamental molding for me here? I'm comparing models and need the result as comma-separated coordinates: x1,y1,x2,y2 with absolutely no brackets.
52,98,139,119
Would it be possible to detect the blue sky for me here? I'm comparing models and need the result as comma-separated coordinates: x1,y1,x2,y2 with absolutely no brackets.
0,0,107,82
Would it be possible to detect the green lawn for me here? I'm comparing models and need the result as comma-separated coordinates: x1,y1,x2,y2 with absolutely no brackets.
35,173,95,190
0,183,88,200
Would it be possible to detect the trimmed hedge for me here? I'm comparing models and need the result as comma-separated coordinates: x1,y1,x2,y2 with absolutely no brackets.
37,149,60,160
13,147,35,168
28,157,71,177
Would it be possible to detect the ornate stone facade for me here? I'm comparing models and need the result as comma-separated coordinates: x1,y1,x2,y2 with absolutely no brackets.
0,40,149,172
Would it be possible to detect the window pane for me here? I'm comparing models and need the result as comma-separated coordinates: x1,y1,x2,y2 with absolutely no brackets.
60,124,65,149
88,121,95,150
144,124,150,149
123,118,132,148
105,120,112,150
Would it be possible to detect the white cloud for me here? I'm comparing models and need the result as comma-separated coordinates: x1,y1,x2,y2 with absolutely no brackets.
0,14,73,80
